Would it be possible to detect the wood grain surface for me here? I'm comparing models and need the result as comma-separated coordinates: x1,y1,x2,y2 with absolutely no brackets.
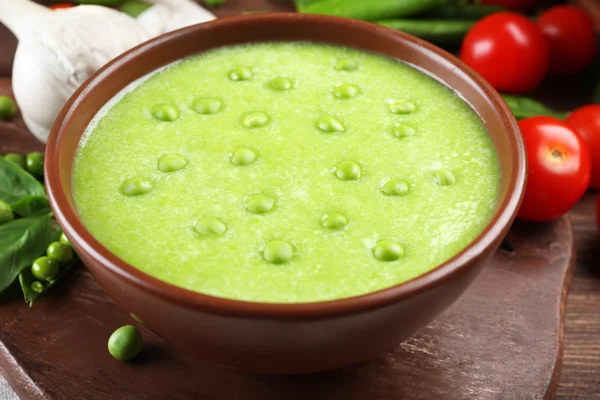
0,109,577,398
1,0,599,398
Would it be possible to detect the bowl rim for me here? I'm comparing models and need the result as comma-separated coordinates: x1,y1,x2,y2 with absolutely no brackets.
45,12,526,319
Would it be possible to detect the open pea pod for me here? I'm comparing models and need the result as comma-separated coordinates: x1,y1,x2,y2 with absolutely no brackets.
19,256,80,307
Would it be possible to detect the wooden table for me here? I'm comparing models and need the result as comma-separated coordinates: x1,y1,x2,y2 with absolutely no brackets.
0,1,599,398
557,193,600,399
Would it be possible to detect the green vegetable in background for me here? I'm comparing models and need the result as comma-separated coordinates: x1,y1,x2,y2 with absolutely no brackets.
0,157,46,207
204,0,225,6
502,94,567,120
377,19,474,46
296,0,448,21
121,0,152,17
595,79,600,104
0,96,17,121
423,4,505,19
0,215,57,293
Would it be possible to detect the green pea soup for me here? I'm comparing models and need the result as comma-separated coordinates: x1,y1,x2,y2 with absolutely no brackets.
73,42,500,303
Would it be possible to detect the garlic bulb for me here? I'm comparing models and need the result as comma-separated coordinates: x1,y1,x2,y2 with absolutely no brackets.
0,0,215,142
137,0,216,37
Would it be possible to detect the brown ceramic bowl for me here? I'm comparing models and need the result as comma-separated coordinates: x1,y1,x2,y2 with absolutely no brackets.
45,13,526,374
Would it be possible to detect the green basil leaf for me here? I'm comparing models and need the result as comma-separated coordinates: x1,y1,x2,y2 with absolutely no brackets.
19,256,79,307
501,94,567,120
0,157,46,206
10,196,51,217
0,215,55,293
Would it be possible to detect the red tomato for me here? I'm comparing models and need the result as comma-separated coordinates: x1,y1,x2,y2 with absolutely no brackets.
566,105,600,188
537,5,597,75
517,116,591,222
460,13,549,94
480,0,536,10
49,3,75,9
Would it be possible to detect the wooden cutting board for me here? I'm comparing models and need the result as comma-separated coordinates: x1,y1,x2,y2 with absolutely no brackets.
1,0,595,397
0,77,577,399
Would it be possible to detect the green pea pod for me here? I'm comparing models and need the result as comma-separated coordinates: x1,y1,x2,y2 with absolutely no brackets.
501,94,567,120
74,0,124,6
377,19,475,46
296,0,449,21
19,256,79,307
423,4,505,19
121,0,152,17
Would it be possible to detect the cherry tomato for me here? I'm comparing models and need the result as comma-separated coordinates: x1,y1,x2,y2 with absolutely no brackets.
480,0,536,10
537,5,597,75
566,105,600,189
49,3,75,9
460,13,549,94
517,116,591,222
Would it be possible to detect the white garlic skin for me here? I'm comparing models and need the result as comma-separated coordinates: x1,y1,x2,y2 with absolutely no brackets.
13,6,150,142
4,0,215,142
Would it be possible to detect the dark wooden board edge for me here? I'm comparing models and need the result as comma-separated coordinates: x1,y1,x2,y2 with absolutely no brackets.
546,217,577,399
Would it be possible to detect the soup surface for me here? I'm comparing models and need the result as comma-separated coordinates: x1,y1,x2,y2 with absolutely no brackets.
73,42,500,303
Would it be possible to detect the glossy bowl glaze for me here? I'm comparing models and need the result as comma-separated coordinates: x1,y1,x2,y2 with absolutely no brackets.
45,13,526,374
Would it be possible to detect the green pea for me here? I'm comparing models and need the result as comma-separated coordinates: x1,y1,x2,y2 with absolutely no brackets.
59,233,71,246
192,97,222,115
108,325,143,361
335,161,361,181
151,103,179,122
230,148,257,166
263,240,293,264
120,177,153,197
381,178,409,196
433,169,456,186
0,200,13,226
389,100,416,114
321,213,348,230
31,281,45,293
267,77,293,91
194,217,227,237
334,83,360,99
0,96,17,121
32,256,60,281
246,194,275,214
242,112,269,128
316,116,345,133
47,242,74,265
335,59,358,71
25,152,44,178
158,154,187,172
393,124,416,139
4,153,25,168
229,66,253,81
373,240,404,262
